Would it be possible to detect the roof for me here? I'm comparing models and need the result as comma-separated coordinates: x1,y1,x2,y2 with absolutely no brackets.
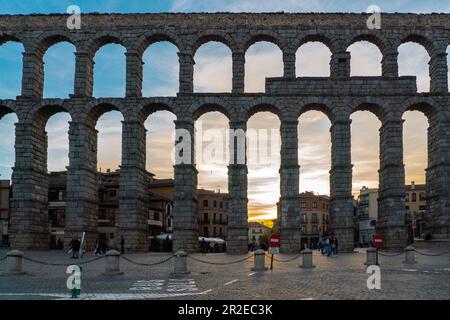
406,184,426,191
248,222,267,229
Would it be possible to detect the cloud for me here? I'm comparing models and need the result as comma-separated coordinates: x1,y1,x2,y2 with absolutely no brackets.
170,0,324,12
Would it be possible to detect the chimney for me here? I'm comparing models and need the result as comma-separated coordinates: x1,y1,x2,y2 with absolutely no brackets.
107,169,111,173
411,181,415,189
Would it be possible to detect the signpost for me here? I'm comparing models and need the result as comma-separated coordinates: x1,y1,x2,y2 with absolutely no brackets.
373,234,384,265
268,233,280,270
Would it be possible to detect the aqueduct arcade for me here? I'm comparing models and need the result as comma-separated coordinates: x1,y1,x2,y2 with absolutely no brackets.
0,13,449,253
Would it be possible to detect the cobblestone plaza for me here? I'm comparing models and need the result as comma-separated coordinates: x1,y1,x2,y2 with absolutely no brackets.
1,248,449,300
1,12,450,255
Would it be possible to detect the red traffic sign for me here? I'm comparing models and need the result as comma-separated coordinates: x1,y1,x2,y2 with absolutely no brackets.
268,233,280,254
373,234,384,248
269,233,280,248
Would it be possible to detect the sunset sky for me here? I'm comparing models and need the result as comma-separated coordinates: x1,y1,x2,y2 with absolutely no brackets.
0,0,449,220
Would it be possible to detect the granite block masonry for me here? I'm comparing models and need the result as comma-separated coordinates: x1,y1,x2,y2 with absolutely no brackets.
0,13,449,252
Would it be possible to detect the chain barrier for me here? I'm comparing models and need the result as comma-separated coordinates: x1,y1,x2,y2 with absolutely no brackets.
188,254,253,265
121,255,173,266
22,255,105,266
264,253,302,263
415,250,450,257
377,251,404,257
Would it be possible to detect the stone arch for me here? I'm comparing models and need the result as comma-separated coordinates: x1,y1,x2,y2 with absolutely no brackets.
135,31,181,55
298,102,333,122
399,97,440,122
138,101,176,123
86,100,125,125
192,100,232,122
192,32,236,55
243,32,284,52
246,102,282,121
36,33,77,58
0,33,23,46
350,100,389,123
397,33,435,56
296,33,336,52
346,33,387,53
87,34,125,55
28,101,74,130
0,101,17,120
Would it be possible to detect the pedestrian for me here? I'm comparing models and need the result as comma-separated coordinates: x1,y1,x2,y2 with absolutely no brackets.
94,239,101,256
333,236,339,255
325,237,331,257
319,238,325,255
120,236,125,254
200,238,207,254
70,237,80,259
330,237,336,256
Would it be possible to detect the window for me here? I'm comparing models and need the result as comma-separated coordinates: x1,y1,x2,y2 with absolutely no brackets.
419,192,426,201
312,225,318,234
109,189,116,197
312,202,317,209
220,202,223,209
203,212,208,223
219,214,222,223
154,212,160,221
301,202,306,209
405,193,409,202
214,200,217,207
219,227,222,236
58,191,63,201
312,213,318,223
213,213,217,224
203,200,208,207
301,225,306,233
322,203,325,209
412,193,417,202
203,227,209,237
213,227,217,237
301,213,307,223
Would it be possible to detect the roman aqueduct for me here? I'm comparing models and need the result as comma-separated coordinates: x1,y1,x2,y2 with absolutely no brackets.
0,13,449,253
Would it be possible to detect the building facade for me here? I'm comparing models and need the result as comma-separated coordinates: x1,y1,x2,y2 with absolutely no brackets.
0,180,10,247
197,189,228,239
248,222,271,248
3,13,450,253
357,187,379,246
47,170,173,250
298,192,330,249
277,191,330,249
405,181,427,240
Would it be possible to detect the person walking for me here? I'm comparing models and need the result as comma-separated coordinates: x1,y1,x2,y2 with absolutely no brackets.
70,237,80,259
325,237,332,257
319,238,324,255
120,236,125,254
200,238,207,255
333,236,339,255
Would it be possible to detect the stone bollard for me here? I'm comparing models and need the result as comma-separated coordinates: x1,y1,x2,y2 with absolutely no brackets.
403,245,416,264
5,250,26,275
251,249,267,271
300,248,315,269
366,247,377,265
103,250,123,275
173,250,189,275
